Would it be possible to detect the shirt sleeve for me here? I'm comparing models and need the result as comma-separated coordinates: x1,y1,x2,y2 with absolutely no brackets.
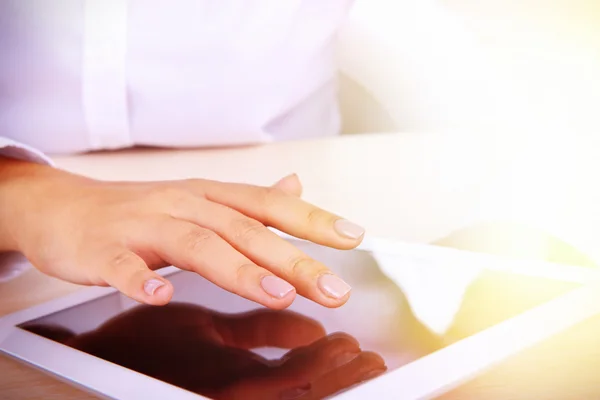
0,136,55,166
0,136,54,282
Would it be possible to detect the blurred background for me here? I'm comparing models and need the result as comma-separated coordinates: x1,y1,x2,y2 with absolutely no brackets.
338,0,600,135
334,0,600,267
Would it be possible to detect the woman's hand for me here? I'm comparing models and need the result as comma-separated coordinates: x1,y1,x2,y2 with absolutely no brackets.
1,159,364,308
25,304,386,399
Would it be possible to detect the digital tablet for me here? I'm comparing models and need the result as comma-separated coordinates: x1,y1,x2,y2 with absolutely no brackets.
2,236,600,400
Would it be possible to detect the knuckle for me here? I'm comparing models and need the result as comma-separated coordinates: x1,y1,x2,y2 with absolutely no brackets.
286,254,313,278
182,178,203,186
252,186,286,222
260,186,285,208
107,251,139,271
305,207,330,226
152,186,194,210
182,178,208,194
182,228,216,253
234,263,259,286
230,217,266,242
100,251,145,287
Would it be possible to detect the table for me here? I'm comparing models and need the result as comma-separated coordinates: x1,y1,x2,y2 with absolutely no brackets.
0,132,587,399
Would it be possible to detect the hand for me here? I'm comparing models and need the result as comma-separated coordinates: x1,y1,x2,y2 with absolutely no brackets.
2,159,365,308
25,304,387,399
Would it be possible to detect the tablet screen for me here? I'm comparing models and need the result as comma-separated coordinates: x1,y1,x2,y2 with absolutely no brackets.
18,243,581,399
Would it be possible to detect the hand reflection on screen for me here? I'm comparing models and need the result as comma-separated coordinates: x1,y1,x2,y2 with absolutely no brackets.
25,303,387,399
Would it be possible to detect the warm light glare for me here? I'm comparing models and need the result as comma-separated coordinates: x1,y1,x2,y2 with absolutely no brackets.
339,0,600,266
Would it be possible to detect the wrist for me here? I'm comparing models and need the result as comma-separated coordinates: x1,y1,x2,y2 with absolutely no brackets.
0,157,58,252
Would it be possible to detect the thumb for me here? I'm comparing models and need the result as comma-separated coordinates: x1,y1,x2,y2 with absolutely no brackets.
96,249,174,306
272,173,303,197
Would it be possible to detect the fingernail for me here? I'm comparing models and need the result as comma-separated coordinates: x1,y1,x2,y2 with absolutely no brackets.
274,174,291,185
333,352,360,368
360,369,386,382
280,383,311,400
334,219,365,240
143,279,165,296
261,276,295,299
274,173,302,194
318,274,352,299
283,173,298,180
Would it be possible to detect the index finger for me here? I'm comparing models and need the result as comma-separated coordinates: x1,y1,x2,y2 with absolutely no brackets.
200,180,365,250
214,309,326,350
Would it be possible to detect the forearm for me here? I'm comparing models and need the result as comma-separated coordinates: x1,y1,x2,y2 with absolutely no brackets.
0,157,52,252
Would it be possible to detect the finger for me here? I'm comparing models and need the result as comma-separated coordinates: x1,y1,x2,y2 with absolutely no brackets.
94,248,173,306
214,309,326,349
198,180,365,250
278,333,362,380
272,173,303,197
221,334,364,400
174,199,352,308
145,219,297,309
309,352,387,399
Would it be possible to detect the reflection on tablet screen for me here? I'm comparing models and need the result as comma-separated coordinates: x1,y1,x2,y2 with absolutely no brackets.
18,244,581,399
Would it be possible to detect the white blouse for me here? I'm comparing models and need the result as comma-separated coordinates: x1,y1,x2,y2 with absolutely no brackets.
0,0,351,155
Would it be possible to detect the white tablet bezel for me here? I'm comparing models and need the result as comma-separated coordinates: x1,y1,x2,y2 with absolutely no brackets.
2,236,600,400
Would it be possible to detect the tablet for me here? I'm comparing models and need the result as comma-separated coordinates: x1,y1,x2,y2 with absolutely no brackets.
2,236,600,400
